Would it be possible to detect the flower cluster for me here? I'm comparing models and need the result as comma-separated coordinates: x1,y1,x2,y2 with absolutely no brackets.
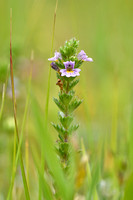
48,39,93,78
48,38,93,169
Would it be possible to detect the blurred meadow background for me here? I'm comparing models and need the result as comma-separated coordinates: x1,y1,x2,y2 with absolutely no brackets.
0,0,133,199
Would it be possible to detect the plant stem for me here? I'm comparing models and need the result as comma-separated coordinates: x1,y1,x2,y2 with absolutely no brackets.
39,1,58,199
66,80,69,94
0,65,9,121
9,8,30,200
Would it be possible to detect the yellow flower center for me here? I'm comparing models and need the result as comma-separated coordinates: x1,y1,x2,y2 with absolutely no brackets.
67,70,74,73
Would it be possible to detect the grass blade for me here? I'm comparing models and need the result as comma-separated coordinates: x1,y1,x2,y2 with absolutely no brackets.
81,139,99,200
8,11,31,199
31,146,54,200
39,1,58,199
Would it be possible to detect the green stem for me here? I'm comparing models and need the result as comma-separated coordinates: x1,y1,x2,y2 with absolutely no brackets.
66,80,69,94
0,84,6,120
8,9,30,200
7,49,33,200
0,65,9,121
39,1,58,199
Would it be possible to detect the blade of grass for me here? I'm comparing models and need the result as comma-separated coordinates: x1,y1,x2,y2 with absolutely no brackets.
9,10,30,199
129,98,133,169
25,139,29,189
81,139,99,200
25,50,34,191
7,50,33,200
31,145,54,200
86,164,99,200
45,0,58,124
39,1,58,199
0,84,6,120
123,173,133,200
111,75,118,154
0,65,9,120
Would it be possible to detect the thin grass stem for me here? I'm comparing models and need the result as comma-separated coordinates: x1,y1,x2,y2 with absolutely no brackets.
7,49,33,200
8,9,30,200
39,1,58,199
0,65,9,120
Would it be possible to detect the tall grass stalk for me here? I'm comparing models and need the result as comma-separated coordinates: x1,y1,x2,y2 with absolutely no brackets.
31,146,54,200
39,1,58,199
7,50,33,200
111,76,118,154
8,9,30,200
0,65,9,120
0,84,6,120
81,139,99,200
45,0,58,124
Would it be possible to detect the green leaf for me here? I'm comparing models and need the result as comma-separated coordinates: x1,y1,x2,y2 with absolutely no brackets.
68,98,83,113
123,173,133,200
68,124,79,134
58,112,73,129
60,38,79,60
75,60,83,68
86,163,100,200
55,61,65,69
32,148,54,200
69,79,79,91
51,122,66,136
53,97,65,112
59,142,69,154
59,91,74,105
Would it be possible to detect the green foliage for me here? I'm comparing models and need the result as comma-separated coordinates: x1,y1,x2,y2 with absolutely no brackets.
55,60,65,69
68,124,79,135
59,91,74,105
68,79,80,91
123,173,133,200
75,60,83,68
58,142,69,157
52,122,66,136
31,94,75,200
58,112,73,129
60,38,79,60
87,163,100,200
52,38,84,170
68,98,83,113
55,61,65,69
53,97,65,112
0,59,9,83
56,72,64,82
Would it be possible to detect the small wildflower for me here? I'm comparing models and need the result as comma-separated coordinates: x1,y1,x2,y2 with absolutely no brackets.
48,51,62,61
50,62,60,72
60,61,81,77
77,50,93,62
49,38,93,171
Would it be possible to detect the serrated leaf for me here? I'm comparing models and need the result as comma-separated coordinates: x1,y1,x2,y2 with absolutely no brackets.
51,123,66,136
60,38,79,59
69,79,79,91
58,112,73,129
68,124,79,134
55,61,65,69
75,60,83,68
68,98,83,113
59,91,74,105
59,142,69,154
57,142,70,162
53,97,65,112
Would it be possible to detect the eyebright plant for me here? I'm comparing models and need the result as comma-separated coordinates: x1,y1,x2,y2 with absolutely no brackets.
48,38,93,170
